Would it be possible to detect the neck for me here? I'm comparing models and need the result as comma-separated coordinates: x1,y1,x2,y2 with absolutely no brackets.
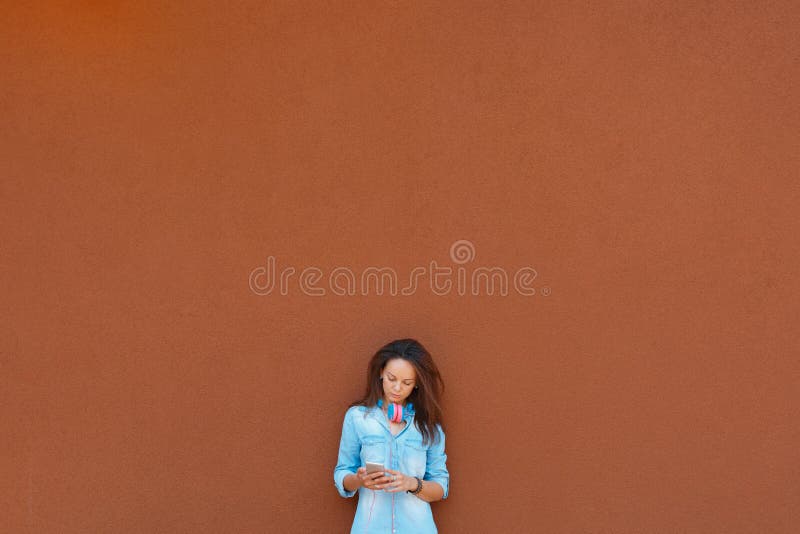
380,397,405,409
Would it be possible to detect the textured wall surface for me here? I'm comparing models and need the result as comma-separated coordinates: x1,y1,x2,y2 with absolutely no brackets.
2,2,798,533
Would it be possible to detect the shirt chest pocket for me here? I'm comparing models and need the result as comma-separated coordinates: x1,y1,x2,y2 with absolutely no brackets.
359,436,387,466
403,438,427,477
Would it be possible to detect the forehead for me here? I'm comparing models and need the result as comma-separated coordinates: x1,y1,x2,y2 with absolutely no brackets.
384,358,416,380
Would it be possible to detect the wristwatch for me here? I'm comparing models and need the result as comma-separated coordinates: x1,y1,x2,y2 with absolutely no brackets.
407,476,423,495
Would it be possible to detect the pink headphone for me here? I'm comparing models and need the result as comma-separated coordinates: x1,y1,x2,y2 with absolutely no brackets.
376,398,414,422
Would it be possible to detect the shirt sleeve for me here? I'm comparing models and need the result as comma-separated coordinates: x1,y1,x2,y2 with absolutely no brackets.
424,425,450,499
333,407,361,498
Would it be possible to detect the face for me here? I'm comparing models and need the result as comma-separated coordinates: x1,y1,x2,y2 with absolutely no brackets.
381,358,417,405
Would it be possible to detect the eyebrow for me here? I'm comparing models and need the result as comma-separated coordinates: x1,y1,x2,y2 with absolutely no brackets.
387,371,414,382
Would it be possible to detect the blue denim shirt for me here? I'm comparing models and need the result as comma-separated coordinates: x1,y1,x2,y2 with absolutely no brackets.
333,404,450,534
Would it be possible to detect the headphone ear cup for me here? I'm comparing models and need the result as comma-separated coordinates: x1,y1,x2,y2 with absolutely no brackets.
387,403,403,423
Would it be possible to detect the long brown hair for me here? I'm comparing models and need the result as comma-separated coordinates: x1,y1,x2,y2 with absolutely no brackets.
350,338,445,446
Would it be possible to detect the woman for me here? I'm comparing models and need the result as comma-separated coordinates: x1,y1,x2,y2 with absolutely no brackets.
333,338,450,533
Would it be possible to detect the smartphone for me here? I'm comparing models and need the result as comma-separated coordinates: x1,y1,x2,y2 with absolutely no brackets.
365,462,385,474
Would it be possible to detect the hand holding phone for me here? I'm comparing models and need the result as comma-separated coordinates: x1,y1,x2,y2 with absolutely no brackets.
356,465,386,490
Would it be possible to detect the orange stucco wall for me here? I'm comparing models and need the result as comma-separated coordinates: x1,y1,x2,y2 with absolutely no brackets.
2,2,798,532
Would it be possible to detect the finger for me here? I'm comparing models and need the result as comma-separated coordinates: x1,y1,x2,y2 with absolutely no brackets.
367,473,386,486
385,483,402,493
